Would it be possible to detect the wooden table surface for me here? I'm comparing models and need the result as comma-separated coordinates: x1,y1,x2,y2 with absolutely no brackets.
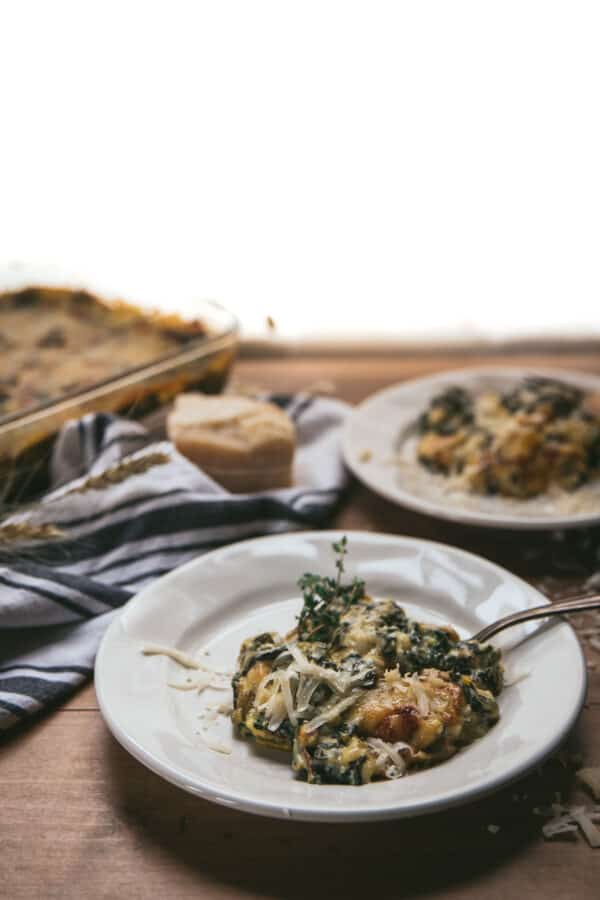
3,347,600,899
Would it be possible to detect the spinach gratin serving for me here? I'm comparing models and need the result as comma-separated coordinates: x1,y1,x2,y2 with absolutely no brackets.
232,538,503,785
416,377,600,499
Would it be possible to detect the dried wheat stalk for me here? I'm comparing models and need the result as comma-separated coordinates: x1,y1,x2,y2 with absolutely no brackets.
61,451,170,496
0,451,170,545
0,521,65,544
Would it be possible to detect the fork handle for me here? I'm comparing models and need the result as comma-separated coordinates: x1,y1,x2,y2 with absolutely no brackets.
472,594,600,643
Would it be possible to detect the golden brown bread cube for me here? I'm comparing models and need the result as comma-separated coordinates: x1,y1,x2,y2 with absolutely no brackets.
167,394,296,492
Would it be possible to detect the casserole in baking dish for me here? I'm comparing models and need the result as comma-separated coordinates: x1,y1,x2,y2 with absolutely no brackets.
0,285,237,501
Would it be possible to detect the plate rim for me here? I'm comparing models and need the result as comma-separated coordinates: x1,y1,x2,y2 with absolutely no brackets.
342,366,600,530
95,529,587,822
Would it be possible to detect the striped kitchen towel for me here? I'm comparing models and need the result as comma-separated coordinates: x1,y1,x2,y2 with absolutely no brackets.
0,393,350,732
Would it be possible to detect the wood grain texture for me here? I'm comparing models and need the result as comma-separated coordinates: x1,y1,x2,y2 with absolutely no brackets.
2,349,600,900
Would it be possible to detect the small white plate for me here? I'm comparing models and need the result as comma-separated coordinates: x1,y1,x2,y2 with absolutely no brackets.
95,530,586,822
342,367,600,530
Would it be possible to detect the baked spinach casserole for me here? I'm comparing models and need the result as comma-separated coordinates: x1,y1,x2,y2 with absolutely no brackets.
417,377,600,499
0,286,208,419
232,538,502,785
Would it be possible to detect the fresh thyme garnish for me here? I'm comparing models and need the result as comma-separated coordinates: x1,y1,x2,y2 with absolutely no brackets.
296,536,365,643
332,536,347,589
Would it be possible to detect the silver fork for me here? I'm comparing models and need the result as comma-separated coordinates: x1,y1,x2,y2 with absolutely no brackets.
472,594,600,643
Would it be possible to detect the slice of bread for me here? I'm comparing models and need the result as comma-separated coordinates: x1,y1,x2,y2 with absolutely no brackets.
167,394,296,492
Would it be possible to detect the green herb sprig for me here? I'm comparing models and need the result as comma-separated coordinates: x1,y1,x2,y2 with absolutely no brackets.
297,537,365,643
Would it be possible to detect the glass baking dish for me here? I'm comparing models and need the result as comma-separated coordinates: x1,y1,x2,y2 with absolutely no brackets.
0,287,238,503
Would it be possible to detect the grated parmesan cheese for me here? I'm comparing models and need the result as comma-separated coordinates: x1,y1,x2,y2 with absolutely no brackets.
503,669,531,688
304,692,363,733
409,674,430,717
167,673,226,693
142,643,231,675
143,644,203,669
197,730,232,755
256,670,291,732
570,807,600,848
541,803,600,847
142,643,234,756
288,645,352,694
280,669,298,727
366,737,411,778
252,642,376,733
295,675,321,715
542,817,578,839
198,706,220,724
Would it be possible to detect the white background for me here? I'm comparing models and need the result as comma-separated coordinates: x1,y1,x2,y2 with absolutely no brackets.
0,1,598,341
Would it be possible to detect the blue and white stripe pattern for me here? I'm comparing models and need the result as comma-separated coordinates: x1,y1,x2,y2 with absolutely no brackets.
0,393,350,731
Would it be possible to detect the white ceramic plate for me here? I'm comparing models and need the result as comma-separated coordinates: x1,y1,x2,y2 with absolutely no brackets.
95,530,586,822
342,367,600,530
